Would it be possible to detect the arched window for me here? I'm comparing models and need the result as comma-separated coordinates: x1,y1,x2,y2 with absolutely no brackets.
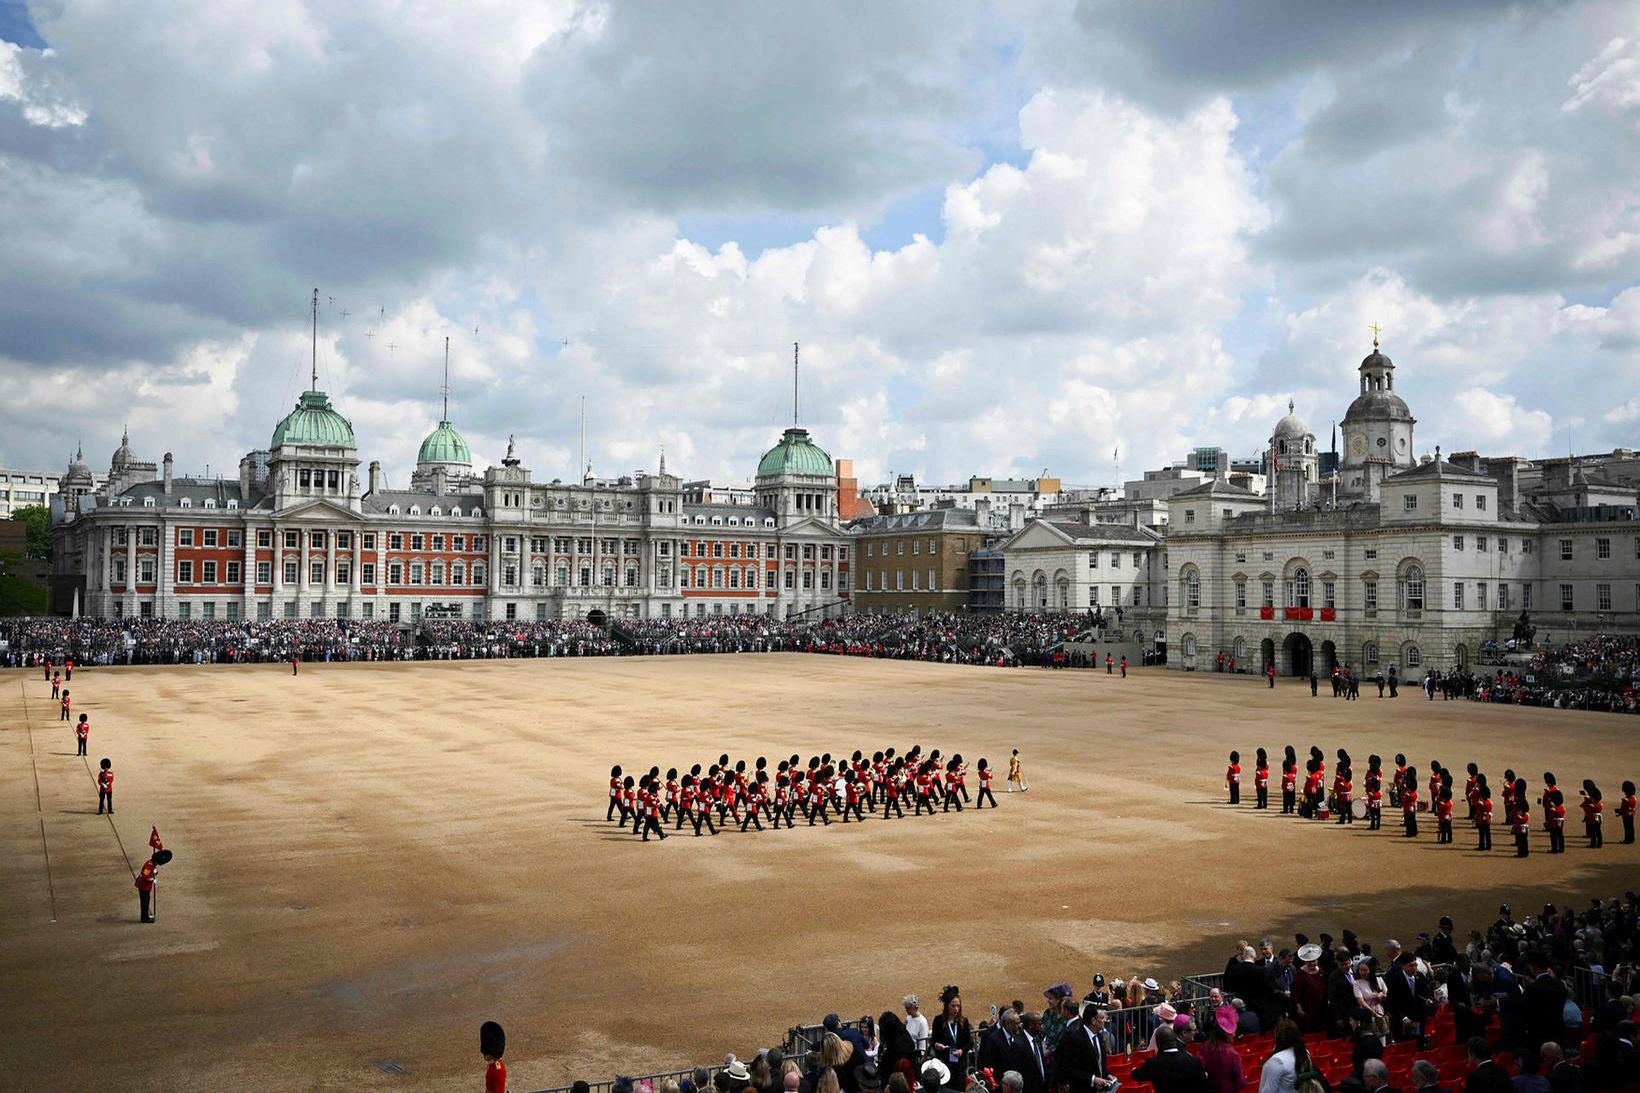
1401,565,1425,611
1287,567,1310,608
1183,635,1197,657
1364,642,1379,664
1279,439,1288,455
1185,570,1201,609
1233,637,1247,660
1405,644,1421,668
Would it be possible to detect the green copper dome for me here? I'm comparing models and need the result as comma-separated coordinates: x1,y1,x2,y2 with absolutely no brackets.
271,389,357,449
417,420,472,465
756,426,833,478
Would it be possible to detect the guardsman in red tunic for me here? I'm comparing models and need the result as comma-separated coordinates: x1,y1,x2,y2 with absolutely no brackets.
43,657,52,683
662,768,680,824
1502,769,1518,826
1254,748,1270,810
1226,751,1242,805
1401,766,1419,838
772,774,791,829
941,761,964,814
1475,778,1493,850
1546,789,1566,854
640,777,667,841
1465,763,1480,820
1367,781,1384,831
1281,759,1297,814
1436,786,1454,843
882,760,905,819
60,689,71,721
1105,653,1113,674
1512,779,1530,857
65,658,74,681
976,758,997,809
97,757,114,814
1266,664,1276,688
738,776,765,832
51,672,60,700
607,765,625,823
135,857,158,923
1581,782,1604,848
620,775,637,830
481,1020,507,1093
1620,780,1637,844
1119,655,1127,677
1335,767,1354,826
75,713,89,757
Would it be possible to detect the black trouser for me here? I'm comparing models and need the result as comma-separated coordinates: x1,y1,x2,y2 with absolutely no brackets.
1438,818,1451,843
1229,783,1240,804
883,795,904,818
842,799,865,822
691,809,716,836
1548,826,1563,853
1370,807,1381,830
958,783,970,802
1256,785,1268,809
739,807,763,831
1477,823,1491,850
977,786,997,808
607,797,620,821
1589,821,1602,848
1404,812,1417,837
77,737,87,756
1623,815,1635,843
809,798,831,825
66,669,71,681
632,809,643,835
1515,830,1529,857
1282,788,1295,813
60,707,70,721
99,789,112,814
139,888,152,922
642,815,666,841
1338,798,1353,824
914,794,932,816
771,804,787,829
943,790,963,813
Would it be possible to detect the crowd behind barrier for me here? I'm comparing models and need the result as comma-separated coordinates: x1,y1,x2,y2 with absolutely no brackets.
519,892,1640,1093
0,612,1096,669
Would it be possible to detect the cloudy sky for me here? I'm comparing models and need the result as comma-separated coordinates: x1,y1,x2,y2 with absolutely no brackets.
2,1,1638,490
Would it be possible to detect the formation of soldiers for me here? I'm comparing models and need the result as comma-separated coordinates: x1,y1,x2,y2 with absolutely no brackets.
607,747,1022,840
1227,745,1637,857
28,658,171,921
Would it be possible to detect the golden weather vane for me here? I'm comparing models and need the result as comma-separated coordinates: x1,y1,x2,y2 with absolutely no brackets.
1368,322,1381,349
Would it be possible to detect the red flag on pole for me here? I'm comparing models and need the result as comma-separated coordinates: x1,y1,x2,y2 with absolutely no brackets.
149,825,163,851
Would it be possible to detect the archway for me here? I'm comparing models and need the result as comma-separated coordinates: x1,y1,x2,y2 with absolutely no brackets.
587,608,608,627
1453,643,1468,670
1283,632,1313,677
1320,640,1338,673
1260,637,1275,674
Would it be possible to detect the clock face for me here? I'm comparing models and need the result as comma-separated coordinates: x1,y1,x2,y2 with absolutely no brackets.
1348,435,1367,456
1376,436,1388,448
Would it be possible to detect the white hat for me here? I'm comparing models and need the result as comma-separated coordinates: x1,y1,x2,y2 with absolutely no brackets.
1142,978,1159,991
922,1060,952,1086
1297,944,1323,963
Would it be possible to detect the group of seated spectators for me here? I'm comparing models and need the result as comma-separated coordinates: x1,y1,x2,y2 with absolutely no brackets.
0,612,1096,670
535,892,1640,1093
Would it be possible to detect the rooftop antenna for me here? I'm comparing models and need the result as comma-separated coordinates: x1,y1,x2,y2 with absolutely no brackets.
793,341,800,426
441,336,451,422
580,395,587,483
310,287,319,391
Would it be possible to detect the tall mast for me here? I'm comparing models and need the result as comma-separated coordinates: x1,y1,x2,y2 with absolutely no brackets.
793,341,799,426
310,287,319,391
442,336,450,421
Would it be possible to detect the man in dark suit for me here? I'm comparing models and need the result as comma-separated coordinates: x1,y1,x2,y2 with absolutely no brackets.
1541,1041,1582,1093
1006,1012,1050,1093
1386,954,1433,1046
1463,1037,1511,1093
1132,1028,1208,1093
1328,951,1362,1037
1410,1059,1445,1093
1050,1004,1114,1093
1523,954,1569,1053
1363,1059,1401,1093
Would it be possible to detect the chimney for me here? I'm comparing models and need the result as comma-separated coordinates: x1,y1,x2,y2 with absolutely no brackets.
1449,450,1481,474
432,465,447,497
368,460,381,495
162,452,174,495
239,455,253,498
975,497,991,526
1491,456,1521,512
1544,458,1572,493
1009,500,1024,529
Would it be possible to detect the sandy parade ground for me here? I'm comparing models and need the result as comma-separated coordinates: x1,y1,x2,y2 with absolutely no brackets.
2,655,1637,1092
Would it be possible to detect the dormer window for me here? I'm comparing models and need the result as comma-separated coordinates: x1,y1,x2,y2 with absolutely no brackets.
450,506,461,517
409,505,421,516
143,497,155,507
430,506,442,516
227,499,238,510
180,497,192,508
388,504,401,515
204,498,217,509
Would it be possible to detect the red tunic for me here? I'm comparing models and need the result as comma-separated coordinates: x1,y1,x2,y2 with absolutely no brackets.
486,1058,507,1093
98,769,114,794
1227,763,1241,786
76,721,89,741
135,859,156,892
1402,789,1418,816
1513,806,1530,836
1255,765,1269,790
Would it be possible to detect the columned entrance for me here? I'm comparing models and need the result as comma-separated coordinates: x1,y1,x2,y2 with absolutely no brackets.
1283,632,1313,677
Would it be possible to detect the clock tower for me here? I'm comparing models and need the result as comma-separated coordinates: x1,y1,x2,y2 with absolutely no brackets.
1338,336,1416,502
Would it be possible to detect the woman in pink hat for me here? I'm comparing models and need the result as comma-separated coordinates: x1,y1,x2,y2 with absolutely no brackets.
1201,1009,1245,1093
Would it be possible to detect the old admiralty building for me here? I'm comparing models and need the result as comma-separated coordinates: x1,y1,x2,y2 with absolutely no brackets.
49,380,852,623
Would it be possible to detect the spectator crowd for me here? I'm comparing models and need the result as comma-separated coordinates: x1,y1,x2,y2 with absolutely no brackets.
518,892,1640,1093
0,612,1095,670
